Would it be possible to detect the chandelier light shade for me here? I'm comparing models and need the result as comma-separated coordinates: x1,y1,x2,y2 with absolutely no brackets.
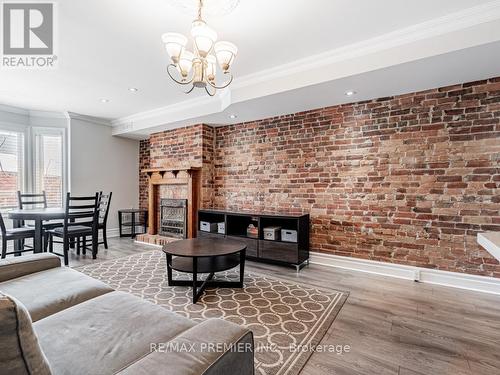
162,0,237,96
162,33,188,64
191,20,218,57
177,50,195,77
214,41,237,71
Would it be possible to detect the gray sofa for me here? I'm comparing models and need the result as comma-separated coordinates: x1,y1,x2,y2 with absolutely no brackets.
0,254,254,375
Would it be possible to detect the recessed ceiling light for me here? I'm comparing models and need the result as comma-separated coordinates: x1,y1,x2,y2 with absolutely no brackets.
345,90,356,97
128,88,139,92
100,98,110,103
229,114,237,119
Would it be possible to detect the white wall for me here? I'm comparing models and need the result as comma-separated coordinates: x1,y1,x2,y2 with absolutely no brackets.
69,116,139,230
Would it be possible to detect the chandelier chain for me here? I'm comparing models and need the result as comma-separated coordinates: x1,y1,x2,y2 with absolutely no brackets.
198,0,203,20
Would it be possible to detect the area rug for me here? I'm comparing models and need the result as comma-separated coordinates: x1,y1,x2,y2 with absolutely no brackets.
77,250,348,375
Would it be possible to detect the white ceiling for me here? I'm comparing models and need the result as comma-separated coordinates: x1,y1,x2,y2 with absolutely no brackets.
1,0,500,138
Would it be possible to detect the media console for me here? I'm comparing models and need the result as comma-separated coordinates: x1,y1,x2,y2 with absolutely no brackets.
197,209,309,271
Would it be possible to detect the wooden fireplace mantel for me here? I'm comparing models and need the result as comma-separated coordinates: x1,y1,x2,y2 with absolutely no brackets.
142,166,201,238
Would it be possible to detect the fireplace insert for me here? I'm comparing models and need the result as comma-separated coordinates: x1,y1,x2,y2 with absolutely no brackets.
159,199,187,238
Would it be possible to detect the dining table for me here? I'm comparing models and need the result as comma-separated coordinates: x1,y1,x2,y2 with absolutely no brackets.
8,208,66,253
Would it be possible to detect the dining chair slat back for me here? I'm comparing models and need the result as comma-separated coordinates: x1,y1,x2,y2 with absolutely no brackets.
64,193,100,231
96,192,112,249
98,192,112,224
17,191,48,209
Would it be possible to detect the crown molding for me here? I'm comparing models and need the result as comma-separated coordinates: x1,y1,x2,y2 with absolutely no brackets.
29,109,68,120
111,88,231,134
0,103,30,116
68,112,112,127
0,103,68,122
111,0,500,136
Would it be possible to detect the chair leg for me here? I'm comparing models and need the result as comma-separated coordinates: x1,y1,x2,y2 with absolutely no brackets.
49,234,54,253
1,238,7,259
102,226,108,249
76,237,80,255
69,237,75,249
82,237,87,255
14,239,23,256
43,233,49,252
63,237,69,266
92,236,97,259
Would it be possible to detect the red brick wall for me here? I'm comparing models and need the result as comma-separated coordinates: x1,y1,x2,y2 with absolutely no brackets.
139,139,150,209
43,175,62,207
139,124,215,209
139,77,500,278
0,172,19,208
0,173,61,208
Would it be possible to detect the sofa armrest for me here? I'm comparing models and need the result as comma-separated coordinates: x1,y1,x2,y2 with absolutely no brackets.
0,254,61,283
117,319,254,375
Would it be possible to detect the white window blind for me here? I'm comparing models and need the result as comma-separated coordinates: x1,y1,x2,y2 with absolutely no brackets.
0,129,24,209
34,130,64,207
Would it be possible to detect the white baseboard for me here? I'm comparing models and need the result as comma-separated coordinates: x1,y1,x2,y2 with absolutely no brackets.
310,253,500,295
134,240,162,248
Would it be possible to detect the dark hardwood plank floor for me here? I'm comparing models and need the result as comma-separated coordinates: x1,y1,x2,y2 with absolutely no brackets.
7,237,500,375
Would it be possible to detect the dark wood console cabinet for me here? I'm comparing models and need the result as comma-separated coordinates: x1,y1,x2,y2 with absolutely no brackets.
197,209,309,271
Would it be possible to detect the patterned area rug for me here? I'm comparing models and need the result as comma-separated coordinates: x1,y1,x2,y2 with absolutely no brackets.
77,250,348,375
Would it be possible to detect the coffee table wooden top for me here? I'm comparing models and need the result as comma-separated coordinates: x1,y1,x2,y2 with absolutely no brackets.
162,237,246,258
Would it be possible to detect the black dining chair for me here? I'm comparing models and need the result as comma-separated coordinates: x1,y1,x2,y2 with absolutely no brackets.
96,191,112,249
0,214,36,259
17,191,63,251
78,191,112,251
45,193,100,266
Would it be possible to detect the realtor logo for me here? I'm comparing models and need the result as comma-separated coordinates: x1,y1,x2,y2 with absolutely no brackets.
1,2,57,68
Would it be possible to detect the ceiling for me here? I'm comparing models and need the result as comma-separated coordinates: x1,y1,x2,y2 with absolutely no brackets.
1,0,500,138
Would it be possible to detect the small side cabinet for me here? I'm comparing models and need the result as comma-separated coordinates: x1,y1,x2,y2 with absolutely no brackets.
118,209,147,238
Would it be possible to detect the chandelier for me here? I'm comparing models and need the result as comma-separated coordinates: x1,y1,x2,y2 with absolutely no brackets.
162,0,238,96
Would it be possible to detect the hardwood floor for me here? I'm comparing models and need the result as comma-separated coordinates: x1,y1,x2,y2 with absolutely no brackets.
13,237,500,375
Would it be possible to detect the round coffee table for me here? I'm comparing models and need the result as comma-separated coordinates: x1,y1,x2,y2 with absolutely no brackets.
162,238,247,303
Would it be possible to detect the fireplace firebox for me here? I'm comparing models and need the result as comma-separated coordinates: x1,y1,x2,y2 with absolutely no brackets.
159,199,188,238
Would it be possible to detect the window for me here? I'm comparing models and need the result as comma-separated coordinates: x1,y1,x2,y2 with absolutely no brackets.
34,130,64,207
0,125,66,210
0,129,24,209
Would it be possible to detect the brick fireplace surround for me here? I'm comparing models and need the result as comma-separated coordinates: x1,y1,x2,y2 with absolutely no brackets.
139,77,500,278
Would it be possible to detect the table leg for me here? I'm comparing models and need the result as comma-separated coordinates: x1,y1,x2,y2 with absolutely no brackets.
13,219,22,256
34,220,43,253
239,250,246,287
166,253,173,285
192,257,198,304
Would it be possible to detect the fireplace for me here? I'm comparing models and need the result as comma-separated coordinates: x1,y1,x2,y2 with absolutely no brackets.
159,199,187,238
140,166,201,243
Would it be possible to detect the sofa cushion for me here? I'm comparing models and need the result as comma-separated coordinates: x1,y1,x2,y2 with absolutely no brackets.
117,319,254,375
0,267,113,322
0,291,52,375
34,291,196,375
0,253,60,283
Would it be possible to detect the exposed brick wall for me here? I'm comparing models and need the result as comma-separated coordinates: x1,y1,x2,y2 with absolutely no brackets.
201,124,215,208
139,77,500,278
139,139,150,209
0,172,19,208
0,173,61,208
139,124,215,209
43,175,62,207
